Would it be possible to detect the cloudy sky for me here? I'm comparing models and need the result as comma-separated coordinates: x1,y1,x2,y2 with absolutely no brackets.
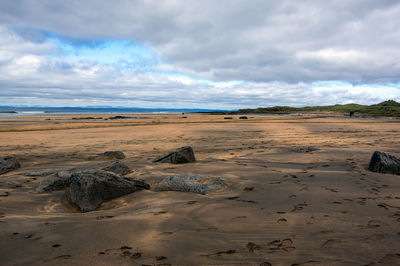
0,0,399,109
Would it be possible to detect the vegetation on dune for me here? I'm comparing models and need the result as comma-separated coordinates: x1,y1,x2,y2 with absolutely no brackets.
236,100,400,116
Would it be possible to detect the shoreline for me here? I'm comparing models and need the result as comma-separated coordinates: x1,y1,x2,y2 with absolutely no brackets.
0,114,399,265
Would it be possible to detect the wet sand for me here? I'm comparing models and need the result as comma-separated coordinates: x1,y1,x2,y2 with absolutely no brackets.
0,114,399,265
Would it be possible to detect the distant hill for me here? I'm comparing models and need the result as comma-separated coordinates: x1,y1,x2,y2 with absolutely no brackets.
236,100,400,116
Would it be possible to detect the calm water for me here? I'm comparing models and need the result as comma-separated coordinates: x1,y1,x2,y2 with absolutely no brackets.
0,107,228,120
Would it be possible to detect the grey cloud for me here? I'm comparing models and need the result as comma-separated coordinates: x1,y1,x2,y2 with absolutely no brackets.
1,1,400,83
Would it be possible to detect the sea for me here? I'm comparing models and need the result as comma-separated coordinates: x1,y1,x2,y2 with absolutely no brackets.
0,107,228,120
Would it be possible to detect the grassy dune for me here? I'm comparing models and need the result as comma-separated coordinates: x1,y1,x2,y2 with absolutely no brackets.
237,100,400,116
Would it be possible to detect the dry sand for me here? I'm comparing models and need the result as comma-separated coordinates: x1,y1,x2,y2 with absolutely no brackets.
0,113,399,266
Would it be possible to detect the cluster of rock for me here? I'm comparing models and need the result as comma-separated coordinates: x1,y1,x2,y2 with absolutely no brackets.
8,145,397,213
32,147,221,212
33,156,150,212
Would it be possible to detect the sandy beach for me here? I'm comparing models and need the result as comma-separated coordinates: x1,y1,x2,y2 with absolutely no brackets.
0,113,399,266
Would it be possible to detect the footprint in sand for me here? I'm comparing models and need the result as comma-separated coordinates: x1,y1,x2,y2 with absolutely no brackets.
291,202,308,212
99,246,142,259
321,239,341,248
0,191,10,197
277,218,287,224
246,242,261,252
313,230,334,236
268,238,295,252
154,211,168,215
291,261,322,266
367,220,382,228
96,215,114,220
196,227,218,232
52,255,71,260
377,253,400,265
377,203,389,210
202,250,236,257
232,216,247,220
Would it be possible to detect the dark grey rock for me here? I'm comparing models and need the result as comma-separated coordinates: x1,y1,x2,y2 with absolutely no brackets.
153,146,195,164
102,151,126,159
36,173,70,192
69,169,149,212
25,171,54,177
239,116,248,119
102,160,132,175
0,156,21,175
368,151,400,175
291,146,319,153
155,174,224,194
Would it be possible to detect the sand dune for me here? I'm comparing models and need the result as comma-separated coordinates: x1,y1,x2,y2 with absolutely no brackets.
0,114,399,265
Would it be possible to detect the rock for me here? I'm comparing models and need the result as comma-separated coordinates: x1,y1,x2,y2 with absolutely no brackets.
102,160,132,175
102,151,126,159
239,116,248,119
291,146,319,153
25,171,54,177
368,151,400,175
153,146,195,164
0,156,21,175
36,173,71,192
69,169,150,212
155,174,224,194
57,171,73,179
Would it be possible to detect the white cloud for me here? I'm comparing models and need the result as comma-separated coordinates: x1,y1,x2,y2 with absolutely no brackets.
0,1,400,108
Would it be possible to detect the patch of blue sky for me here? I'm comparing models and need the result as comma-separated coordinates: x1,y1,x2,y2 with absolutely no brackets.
47,35,160,71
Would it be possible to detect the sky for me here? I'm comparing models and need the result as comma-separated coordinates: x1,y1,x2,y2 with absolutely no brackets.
0,0,399,109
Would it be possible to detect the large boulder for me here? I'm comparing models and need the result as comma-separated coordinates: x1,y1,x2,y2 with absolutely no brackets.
153,146,196,164
155,174,224,194
69,169,149,212
0,156,21,175
102,151,126,159
102,160,132,175
368,151,400,175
